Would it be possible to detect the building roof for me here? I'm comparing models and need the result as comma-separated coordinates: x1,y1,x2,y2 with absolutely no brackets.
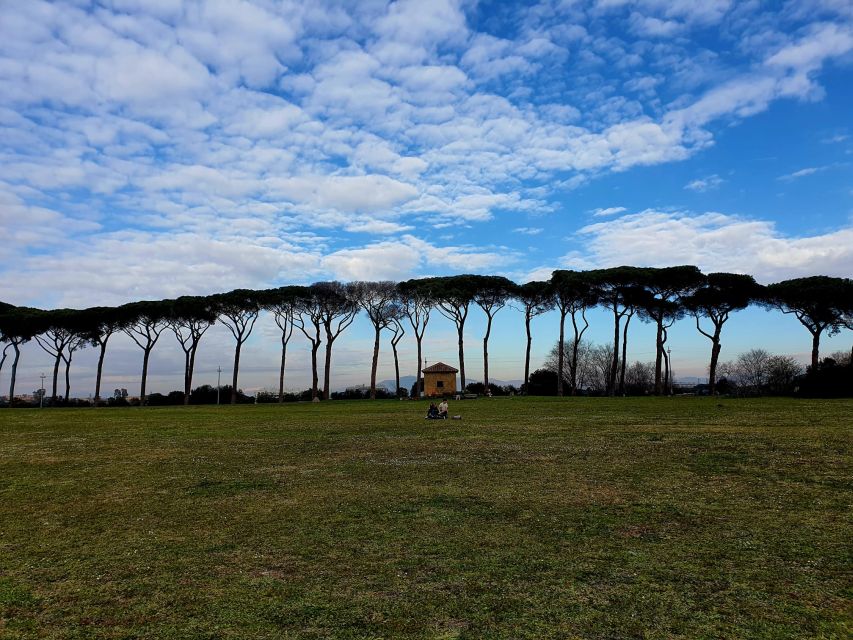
422,362,459,374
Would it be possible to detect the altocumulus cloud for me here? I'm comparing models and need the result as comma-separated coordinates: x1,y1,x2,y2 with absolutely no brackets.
0,1,851,308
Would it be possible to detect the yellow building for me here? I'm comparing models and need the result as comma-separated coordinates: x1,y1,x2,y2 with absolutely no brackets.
422,362,458,397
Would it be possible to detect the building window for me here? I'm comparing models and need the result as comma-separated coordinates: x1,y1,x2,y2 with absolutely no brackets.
437,380,444,388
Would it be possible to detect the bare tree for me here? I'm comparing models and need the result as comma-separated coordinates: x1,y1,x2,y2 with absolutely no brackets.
587,344,615,395
625,361,655,394
544,339,596,393
720,349,773,395
827,350,852,366
766,355,803,395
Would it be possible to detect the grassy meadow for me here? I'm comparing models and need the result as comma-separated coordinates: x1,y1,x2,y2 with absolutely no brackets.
0,397,850,639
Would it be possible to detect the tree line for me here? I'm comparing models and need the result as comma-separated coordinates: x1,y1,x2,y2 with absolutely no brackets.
0,268,851,406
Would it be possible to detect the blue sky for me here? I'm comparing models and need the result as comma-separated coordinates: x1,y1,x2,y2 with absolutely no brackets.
1,0,852,395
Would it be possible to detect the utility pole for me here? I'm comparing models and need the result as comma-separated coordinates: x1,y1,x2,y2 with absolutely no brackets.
40,373,45,408
217,366,222,405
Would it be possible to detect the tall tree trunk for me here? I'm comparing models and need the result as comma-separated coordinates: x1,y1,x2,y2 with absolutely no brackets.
183,349,192,405
51,354,60,404
415,337,423,398
8,342,20,406
609,309,620,396
310,341,320,400
370,327,380,400
95,338,109,406
619,313,632,396
63,355,72,402
523,314,532,394
810,329,821,371
323,339,333,400
457,325,466,391
654,320,664,395
570,311,583,396
663,348,670,395
708,323,722,395
186,344,197,406
0,347,7,395
557,309,566,397
483,314,492,391
140,347,151,404
231,341,241,405
278,333,287,403
392,341,401,399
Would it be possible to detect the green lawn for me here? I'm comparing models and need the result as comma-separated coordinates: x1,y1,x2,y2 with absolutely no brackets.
0,397,850,639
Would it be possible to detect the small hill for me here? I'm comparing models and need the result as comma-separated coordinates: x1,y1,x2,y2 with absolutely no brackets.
377,375,417,392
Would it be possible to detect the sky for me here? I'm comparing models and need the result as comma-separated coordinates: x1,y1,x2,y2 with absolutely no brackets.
1,0,852,397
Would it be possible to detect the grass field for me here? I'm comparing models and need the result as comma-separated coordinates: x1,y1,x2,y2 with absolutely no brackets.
0,397,850,639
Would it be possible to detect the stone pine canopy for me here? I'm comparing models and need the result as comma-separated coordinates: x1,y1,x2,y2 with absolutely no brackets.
422,362,458,397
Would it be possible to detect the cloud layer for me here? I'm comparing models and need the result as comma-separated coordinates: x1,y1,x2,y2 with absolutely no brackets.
1,1,851,307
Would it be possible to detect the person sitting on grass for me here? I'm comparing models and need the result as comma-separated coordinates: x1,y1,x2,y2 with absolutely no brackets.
425,402,439,419
438,399,448,419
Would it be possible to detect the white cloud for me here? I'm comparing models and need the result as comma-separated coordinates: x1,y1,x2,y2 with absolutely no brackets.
319,234,515,281
177,0,301,87
764,22,853,72
0,230,324,308
514,227,544,235
685,174,724,191
401,235,516,271
0,186,101,259
266,174,419,213
629,12,684,38
322,242,422,281
1,0,852,311
596,0,733,27
574,209,853,282
777,166,829,180
374,0,468,49
461,34,535,81
591,206,628,217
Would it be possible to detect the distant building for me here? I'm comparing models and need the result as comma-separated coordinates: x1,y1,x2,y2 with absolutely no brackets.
422,362,458,397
